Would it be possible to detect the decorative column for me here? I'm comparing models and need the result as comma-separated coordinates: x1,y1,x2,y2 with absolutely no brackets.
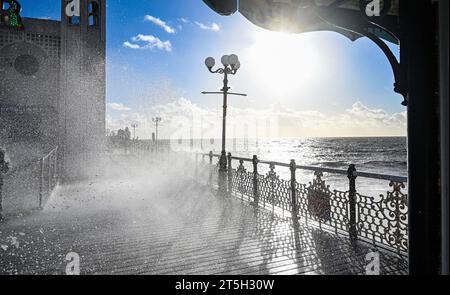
402,0,441,274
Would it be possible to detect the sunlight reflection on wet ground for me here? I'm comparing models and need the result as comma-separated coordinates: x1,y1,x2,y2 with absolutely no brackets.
0,155,408,275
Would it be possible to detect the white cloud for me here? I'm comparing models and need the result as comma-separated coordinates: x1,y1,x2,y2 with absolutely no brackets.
106,98,407,139
144,15,176,34
195,21,221,31
106,113,145,134
123,41,141,49
272,101,407,138
178,17,189,24
175,18,221,32
107,103,131,111
347,101,388,119
123,34,172,52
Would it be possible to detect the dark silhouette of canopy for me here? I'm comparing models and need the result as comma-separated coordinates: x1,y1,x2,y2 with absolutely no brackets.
202,0,399,44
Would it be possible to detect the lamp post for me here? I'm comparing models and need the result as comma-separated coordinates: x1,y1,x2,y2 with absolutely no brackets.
203,54,245,193
152,117,162,152
131,124,138,140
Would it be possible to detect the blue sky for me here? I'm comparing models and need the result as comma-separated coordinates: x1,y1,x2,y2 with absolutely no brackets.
18,0,407,138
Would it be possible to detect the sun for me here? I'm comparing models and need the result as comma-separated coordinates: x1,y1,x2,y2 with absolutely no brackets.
244,30,321,98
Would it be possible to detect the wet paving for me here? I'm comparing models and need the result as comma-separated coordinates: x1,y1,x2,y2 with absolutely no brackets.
0,156,408,275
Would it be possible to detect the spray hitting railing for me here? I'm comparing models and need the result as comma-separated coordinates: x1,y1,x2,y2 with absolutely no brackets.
194,152,408,257
126,144,408,256
37,147,59,209
0,147,59,217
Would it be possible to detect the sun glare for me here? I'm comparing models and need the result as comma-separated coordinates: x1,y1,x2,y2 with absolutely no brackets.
245,30,321,98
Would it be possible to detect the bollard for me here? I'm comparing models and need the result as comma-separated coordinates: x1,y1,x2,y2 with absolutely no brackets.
252,155,259,206
348,164,358,244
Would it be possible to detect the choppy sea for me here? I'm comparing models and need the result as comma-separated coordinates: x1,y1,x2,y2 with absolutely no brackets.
201,137,408,196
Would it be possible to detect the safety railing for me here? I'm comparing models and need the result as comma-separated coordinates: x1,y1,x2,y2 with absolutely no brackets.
38,147,59,209
0,147,59,217
196,152,408,257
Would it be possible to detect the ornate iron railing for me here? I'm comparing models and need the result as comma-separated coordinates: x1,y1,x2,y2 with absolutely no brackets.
197,152,409,257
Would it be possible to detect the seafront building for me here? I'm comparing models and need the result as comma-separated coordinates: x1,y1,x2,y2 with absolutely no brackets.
0,0,106,211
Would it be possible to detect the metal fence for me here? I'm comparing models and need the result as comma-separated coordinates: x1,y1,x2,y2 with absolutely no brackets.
0,147,59,217
197,152,408,257
38,147,59,209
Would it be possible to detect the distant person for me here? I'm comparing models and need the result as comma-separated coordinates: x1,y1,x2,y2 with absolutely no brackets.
0,149,10,220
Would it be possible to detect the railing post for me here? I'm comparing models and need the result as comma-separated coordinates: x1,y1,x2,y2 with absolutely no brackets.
39,158,44,210
348,164,358,244
290,160,298,217
252,155,259,206
201,154,205,185
0,176,3,221
209,151,213,186
54,149,58,184
194,153,199,180
227,152,233,194
0,150,9,221
47,156,51,195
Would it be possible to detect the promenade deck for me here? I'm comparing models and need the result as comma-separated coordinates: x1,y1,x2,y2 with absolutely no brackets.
0,158,408,275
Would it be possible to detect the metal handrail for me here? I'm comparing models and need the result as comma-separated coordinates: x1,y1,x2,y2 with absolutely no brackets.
201,152,408,183
42,147,58,161
198,150,409,256
1,147,59,215
37,147,59,209
5,147,59,177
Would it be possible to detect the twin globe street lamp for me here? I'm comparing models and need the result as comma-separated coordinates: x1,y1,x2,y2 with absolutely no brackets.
203,54,246,193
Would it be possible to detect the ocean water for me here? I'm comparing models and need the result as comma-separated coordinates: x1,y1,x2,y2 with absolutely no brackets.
202,137,408,196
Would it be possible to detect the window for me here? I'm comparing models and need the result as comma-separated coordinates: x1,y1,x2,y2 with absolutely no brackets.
14,54,40,76
69,16,80,25
88,1,100,27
